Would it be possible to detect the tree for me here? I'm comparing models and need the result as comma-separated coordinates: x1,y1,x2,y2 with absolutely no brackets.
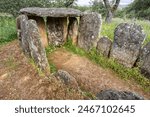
103,0,120,23
125,0,150,20
90,0,106,17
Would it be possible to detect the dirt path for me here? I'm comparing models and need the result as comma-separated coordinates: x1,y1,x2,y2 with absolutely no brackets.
49,48,150,99
0,41,85,100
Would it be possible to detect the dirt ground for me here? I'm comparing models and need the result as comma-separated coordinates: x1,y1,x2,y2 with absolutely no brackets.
49,48,150,99
0,41,85,100
0,40,149,99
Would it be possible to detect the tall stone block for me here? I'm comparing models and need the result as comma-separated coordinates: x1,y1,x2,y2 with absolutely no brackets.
140,42,150,79
47,17,68,46
27,20,50,75
110,23,145,68
28,16,48,47
68,17,79,45
19,15,30,56
78,12,102,51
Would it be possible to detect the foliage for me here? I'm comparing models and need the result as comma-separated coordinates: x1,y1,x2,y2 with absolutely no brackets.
0,0,76,17
125,0,150,20
0,16,17,45
63,38,150,92
45,45,57,73
90,0,106,16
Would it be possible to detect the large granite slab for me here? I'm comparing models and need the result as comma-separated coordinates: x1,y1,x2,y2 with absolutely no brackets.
20,7,83,17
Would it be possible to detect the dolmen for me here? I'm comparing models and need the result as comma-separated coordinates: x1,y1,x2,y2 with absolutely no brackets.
16,7,102,74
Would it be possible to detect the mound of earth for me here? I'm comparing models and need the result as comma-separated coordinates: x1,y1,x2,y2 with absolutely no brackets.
0,41,85,100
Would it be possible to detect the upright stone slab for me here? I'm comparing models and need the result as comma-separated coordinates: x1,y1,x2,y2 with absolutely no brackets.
28,16,48,47
19,15,30,56
78,12,102,51
96,37,112,57
110,23,145,68
27,20,50,75
16,16,21,41
140,42,150,79
47,17,68,46
68,17,79,45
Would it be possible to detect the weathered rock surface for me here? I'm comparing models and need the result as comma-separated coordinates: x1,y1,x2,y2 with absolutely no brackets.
139,42,150,65
55,70,79,90
96,89,144,100
110,23,146,68
140,42,150,79
20,7,83,17
78,12,102,51
28,16,48,47
68,17,78,45
96,37,112,57
19,15,30,56
47,17,68,46
27,19,50,75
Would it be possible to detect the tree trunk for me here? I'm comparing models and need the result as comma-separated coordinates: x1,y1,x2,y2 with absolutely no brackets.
105,10,113,23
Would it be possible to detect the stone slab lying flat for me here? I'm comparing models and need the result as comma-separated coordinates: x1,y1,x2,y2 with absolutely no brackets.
20,7,83,17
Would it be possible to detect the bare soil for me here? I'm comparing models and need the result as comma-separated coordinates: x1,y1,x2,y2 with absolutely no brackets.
0,41,85,100
49,48,150,99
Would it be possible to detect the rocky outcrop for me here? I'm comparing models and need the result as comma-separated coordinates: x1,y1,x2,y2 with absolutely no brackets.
27,20,50,75
96,89,144,100
55,70,79,90
96,37,112,57
78,12,102,51
68,17,78,45
110,23,146,68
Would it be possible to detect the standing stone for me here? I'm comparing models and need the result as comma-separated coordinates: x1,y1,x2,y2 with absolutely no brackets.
68,17,79,45
47,17,68,46
110,23,146,68
140,42,150,79
27,20,50,75
96,37,112,57
139,42,150,66
19,15,30,56
16,16,21,41
28,16,48,47
78,12,102,51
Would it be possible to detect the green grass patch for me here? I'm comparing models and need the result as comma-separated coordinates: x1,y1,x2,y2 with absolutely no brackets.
64,38,150,92
0,16,17,45
45,45,57,73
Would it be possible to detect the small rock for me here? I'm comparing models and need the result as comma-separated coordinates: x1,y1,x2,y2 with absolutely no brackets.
96,37,112,57
55,70,79,90
96,89,144,100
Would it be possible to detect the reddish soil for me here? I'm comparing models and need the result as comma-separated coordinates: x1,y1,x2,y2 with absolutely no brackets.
0,41,85,100
49,48,150,99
